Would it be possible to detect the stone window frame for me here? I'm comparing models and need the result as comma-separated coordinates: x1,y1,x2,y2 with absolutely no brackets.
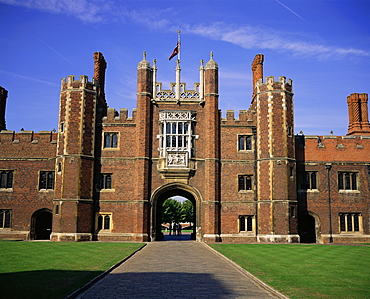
96,212,112,232
290,205,297,219
103,132,119,149
287,126,293,137
339,213,362,233
338,171,359,192
297,171,318,192
54,204,59,215
238,174,253,192
237,135,253,151
0,209,11,229
238,215,255,232
99,173,113,190
0,170,14,190
38,171,55,191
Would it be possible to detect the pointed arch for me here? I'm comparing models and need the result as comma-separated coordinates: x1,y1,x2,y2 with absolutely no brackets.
30,208,53,240
299,211,321,243
150,183,203,241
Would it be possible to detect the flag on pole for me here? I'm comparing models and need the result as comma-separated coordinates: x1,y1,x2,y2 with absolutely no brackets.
169,42,179,60
169,30,181,60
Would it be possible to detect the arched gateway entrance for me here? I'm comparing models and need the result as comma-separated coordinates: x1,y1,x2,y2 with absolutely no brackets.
299,212,321,243
30,208,53,240
151,183,202,241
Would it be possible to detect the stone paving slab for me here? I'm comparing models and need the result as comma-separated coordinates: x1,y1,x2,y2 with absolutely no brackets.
75,240,287,298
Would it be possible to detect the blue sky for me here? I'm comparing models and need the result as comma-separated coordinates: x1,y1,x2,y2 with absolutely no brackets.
0,0,369,135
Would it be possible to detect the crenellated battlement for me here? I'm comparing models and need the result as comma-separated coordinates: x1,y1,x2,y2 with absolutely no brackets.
102,108,137,124
221,109,255,126
295,134,370,162
256,76,293,94
0,130,57,144
0,130,57,159
60,75,98,92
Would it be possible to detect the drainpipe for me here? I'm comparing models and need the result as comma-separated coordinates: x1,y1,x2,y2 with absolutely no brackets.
253,127,258,236
325,164,333,243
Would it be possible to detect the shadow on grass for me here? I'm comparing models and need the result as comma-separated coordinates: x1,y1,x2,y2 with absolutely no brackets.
0,270,102,299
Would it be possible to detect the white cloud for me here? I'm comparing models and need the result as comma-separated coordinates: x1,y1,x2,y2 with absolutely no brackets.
2,0,369,59
184,23,370,59
0,0,114,23
0,69,59,86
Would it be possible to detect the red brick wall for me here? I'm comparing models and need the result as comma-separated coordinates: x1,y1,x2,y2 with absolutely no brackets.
0,130,56,235
296,136,370,237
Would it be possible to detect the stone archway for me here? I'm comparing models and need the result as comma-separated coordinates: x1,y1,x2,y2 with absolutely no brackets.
150,183,202,241
299,211,321,243
31,209,53,240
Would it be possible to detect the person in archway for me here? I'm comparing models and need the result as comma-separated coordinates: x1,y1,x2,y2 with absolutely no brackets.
173,221,177,236
169,222,173,236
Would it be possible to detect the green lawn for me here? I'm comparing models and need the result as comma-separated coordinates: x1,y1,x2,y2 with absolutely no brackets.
210,243,370,299
0,241,144,299
2,241,369,299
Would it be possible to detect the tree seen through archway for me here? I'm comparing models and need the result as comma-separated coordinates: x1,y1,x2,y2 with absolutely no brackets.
162,197,194,227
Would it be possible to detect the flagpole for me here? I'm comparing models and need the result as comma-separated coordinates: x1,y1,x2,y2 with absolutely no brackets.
176,30,181,102
177,30,181,62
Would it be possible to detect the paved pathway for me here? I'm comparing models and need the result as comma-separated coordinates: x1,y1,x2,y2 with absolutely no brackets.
75,238,286,298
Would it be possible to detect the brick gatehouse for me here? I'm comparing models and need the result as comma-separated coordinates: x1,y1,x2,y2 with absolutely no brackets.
0,52,369,243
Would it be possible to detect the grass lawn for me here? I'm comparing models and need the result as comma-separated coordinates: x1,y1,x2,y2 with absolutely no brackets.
210,243,370,299
0,241,144,299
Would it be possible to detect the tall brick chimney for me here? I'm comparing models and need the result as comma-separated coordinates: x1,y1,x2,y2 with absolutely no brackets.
93,52,107,107
251,54,264,101
0,86,8,131
347,93,370,135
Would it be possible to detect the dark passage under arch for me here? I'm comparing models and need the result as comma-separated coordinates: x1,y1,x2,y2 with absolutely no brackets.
153,189,196,241
31,209,52,240
299,213,316,243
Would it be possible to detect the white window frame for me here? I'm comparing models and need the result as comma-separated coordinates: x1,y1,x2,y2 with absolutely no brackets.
158,111,196,168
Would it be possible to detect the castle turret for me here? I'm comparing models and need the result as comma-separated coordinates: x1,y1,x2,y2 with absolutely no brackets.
347,93,370,135
255,71,298,242
51,75,99,241
0,86,8,131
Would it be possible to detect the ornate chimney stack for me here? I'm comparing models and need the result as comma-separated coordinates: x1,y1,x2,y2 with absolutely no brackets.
347,93,370,135
0,86,8,131
251,54,264,102
93,52,107,106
